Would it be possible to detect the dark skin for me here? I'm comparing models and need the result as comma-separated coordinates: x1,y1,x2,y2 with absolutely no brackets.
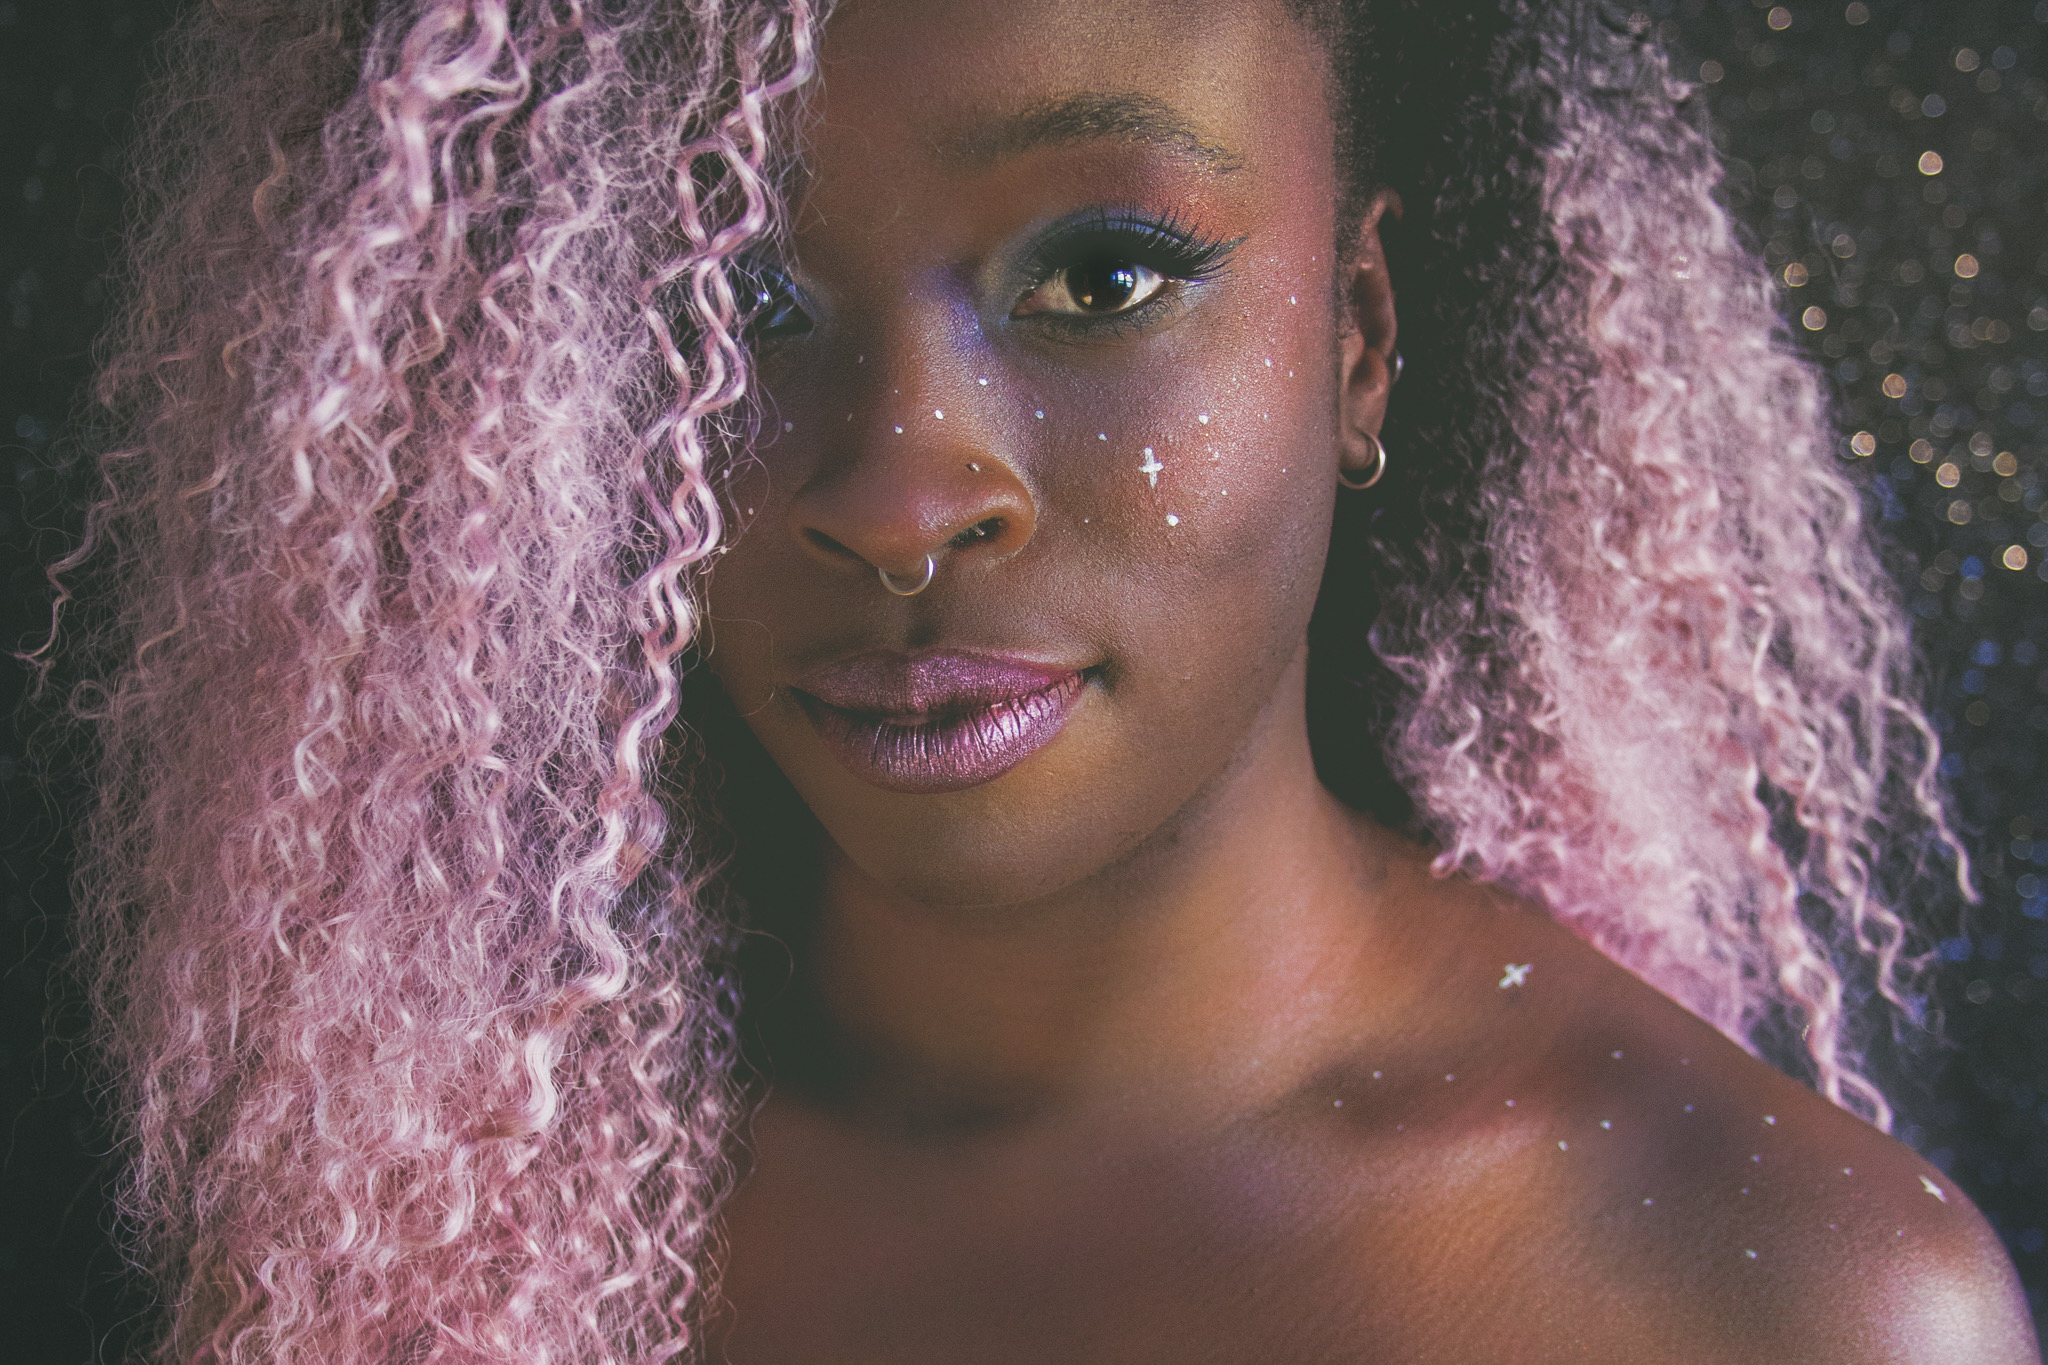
699,0,2039,1360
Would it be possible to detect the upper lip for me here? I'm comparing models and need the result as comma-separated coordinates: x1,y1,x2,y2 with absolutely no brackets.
791,650,1087,719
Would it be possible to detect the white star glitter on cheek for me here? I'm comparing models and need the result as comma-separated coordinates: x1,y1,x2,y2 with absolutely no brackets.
1499,962,1531,988
1920,1175,1947,1202
1139,448,1163,487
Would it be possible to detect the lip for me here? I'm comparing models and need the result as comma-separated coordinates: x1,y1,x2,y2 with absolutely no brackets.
790,651,1090,794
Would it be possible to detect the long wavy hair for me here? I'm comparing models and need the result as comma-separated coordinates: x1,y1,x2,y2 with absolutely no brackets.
40,0,1966,1360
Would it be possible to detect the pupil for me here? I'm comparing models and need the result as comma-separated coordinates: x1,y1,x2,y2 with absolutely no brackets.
1071,259,1139,312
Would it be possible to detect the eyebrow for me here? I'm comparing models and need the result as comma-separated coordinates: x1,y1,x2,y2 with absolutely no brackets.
947,92,1244,175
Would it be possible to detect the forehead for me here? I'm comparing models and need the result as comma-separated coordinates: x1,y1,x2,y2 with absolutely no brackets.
798,0,1336,230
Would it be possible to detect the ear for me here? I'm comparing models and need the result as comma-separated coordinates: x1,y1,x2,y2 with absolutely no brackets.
1335,189,1401,485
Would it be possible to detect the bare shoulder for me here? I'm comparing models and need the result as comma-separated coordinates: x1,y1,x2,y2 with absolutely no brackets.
1491,910,2041,1364
1290,849,2036,1362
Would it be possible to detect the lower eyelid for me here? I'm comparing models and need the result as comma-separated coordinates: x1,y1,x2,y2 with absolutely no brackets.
1025,283,1192,337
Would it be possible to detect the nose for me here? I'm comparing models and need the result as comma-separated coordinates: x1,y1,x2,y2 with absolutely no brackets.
789,386,1036,585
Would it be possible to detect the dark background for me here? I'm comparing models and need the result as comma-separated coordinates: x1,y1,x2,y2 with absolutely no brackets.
2,0,2045,1357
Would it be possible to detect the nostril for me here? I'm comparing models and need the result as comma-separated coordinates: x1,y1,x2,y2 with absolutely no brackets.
950,517,1007,548
804,528,860,561
948,517,1005,550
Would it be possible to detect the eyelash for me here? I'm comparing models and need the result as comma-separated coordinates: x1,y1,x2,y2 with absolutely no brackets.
726,206,1242,350
1017,206,1241,336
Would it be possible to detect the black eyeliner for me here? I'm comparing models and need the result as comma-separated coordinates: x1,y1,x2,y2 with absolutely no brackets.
1021,204,1242,289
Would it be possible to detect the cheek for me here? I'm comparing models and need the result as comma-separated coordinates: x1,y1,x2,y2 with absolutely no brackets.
1045,294,1339,614
697,457,804,711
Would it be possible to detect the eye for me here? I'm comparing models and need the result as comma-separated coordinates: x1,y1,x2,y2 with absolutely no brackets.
1008,209,1239,329
734,261,813,345
1014,255,1170,318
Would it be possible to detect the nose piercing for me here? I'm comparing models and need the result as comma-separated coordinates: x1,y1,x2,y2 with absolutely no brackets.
878,553,937,596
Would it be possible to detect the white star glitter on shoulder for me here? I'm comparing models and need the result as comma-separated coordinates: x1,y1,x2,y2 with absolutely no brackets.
1499,962,1532,988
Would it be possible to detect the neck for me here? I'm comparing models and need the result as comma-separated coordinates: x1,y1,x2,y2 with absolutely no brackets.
754,648,1415,1128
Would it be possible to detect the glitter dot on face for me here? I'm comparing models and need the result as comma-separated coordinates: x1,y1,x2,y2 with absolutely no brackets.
1034,410,1044,419
1371,1071,1382,1079
1644,1198,1654,1205
934,409,944,419
977,376,988,385
1197,414,1209,424
1165,514,1180,527
1600,1120,1612,1129
1745,1250,1758,1260
1559,1141,1569,1150
1684,1105,1693,1113
1764,1115,1776,1126
894,425,904,434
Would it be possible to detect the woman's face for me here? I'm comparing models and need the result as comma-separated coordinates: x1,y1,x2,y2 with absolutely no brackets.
705,0,1381,907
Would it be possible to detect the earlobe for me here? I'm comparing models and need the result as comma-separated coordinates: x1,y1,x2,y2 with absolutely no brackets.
1335,190,1401,487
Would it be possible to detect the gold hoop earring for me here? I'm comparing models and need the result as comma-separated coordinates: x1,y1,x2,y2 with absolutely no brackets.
1338,433,1388,491
878,553,937,596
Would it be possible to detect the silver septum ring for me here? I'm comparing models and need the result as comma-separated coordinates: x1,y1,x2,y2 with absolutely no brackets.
878,554,936,596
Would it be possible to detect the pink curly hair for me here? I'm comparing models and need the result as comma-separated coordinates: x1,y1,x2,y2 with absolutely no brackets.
39,0,1966,1360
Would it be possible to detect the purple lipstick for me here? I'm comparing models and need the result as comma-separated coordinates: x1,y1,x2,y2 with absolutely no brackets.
792,652,1088,793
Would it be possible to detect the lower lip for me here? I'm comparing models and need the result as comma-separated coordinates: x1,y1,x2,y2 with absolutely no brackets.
799,672,1087,794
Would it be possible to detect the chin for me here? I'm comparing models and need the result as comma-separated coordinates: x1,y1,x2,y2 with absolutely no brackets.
776,700,1185,911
